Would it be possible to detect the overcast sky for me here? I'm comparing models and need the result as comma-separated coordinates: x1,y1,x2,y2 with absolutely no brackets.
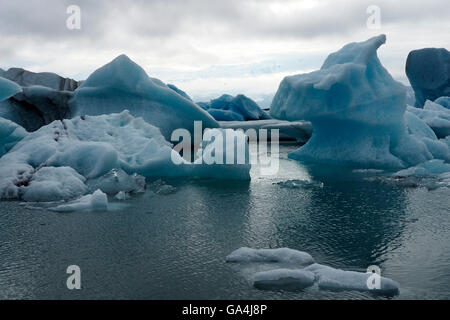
0,0,449,103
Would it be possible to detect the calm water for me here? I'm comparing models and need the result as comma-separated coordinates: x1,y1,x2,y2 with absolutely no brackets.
0,144,449,300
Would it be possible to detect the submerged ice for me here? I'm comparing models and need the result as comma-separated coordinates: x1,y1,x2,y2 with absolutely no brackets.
270,35,450,169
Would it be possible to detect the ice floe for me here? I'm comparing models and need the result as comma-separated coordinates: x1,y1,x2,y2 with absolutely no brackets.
226,247,314,265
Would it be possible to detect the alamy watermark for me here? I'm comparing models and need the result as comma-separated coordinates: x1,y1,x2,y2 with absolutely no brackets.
366,5,381,30
66,265,81,290
66,5,81,30
366,265,381,290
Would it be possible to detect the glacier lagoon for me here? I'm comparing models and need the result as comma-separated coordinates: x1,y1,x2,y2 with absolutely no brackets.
0,143,449,300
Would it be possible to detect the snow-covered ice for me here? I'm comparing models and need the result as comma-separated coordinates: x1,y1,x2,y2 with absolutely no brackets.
22,167,88,202
406,48,450,107
270,35,450,169
226,247,314,265
69,54,218,140
253,269,315,291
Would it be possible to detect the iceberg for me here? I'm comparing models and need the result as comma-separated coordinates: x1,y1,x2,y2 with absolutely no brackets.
1,67,79,91
253,269,315,291
270,35,449,169
69,54,218,140
406,48,450,107
86,168,146,195
0,85,73,132
0,76,22,101
49,189,108,212
226,247,314,265
304,264,400,295
167,84,193,101
202,94,271,121
0,111,250,201
407,101,450,138
219,119,312,143
0,117,27,157
227,248,400,295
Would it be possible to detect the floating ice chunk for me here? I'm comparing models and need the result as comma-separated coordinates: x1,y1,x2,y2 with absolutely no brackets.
271,35,448,169
0,117,27,157
406,48,450,107
86,169,146,195
395,159,450,177
70,54,218,140
219,119,312,143
49,189,108,212
156,185,177,195
202,94,271,121
0,76,22,101
253,269,315,291
304,264,399,295
22,167,88,202
275,179,324,189
226,247,314,265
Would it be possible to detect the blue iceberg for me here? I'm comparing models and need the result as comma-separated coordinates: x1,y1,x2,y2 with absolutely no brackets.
202,94,271,121
406,48,450,107
270,35,449,169
69,54,218,140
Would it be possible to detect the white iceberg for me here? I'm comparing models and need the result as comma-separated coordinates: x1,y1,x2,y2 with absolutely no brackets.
49,189,108,212
0,76,22,101
0,111,250,201
69,54,218,140
270,35,448,169
304,263,400,295
226,247,314,265
253,269,315,291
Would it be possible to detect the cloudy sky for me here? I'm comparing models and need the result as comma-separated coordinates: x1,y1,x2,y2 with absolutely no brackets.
0,0,449,104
